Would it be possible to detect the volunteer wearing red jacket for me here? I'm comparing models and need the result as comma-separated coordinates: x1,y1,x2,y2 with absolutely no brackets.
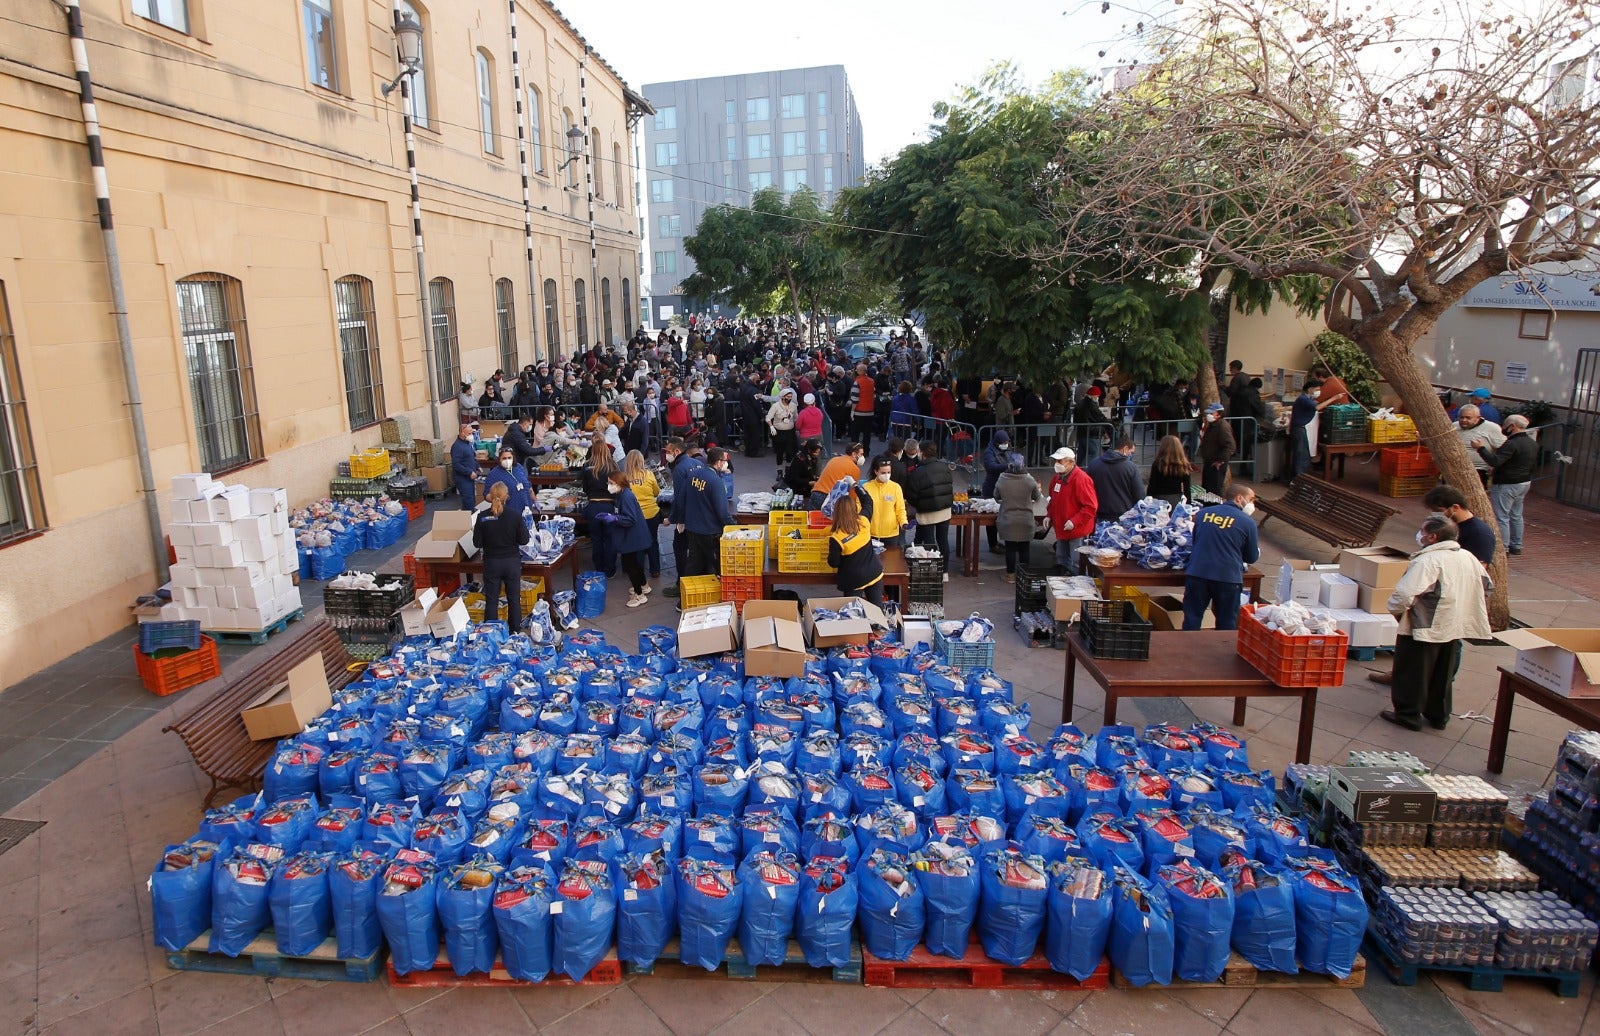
1046,446,1097,575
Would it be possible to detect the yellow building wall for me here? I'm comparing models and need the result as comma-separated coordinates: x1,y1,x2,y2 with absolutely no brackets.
0,0,644,689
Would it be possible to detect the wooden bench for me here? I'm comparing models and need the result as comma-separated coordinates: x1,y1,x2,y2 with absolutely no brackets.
163,618,359,807
1253,474,1398,550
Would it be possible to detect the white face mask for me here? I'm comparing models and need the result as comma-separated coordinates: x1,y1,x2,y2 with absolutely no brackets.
1309,389,1321,399
1055,463,1067,474
1205,412,1218,422
1416,530,1428,547
1242,501,1256,516
877,472,891,483
500,457,514,469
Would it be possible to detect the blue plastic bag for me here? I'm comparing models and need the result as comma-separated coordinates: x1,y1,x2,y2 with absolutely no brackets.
795,858,858,968
574,571,607,618
856,850,925,961
151,838,226,952
210,844,280,956
412,809,470,864
1281,855,1367,978
1077,812,1145,873
268,850,335,957
1059,764,1120,824
327,847,389,960
737,851,801,966
915,842,979,958
1045,859,1114,981
436,857,503,975
1107,867,1174,987
253,795,318,850
552,857,617,982
1014,814,1081,863
1133,809,1195,873
309,797,365,857
1224,859,1297,973
615,850,676,968
978,844,1050,965
492,864,556,982
676,857,741,971
1155,861,1234,982
947,769,1006,820
375,849,441,976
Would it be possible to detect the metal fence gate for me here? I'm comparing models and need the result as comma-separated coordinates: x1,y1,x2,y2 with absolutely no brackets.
1561,348,1600,511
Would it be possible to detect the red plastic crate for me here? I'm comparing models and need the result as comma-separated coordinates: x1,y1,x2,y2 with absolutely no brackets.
1236,604,1348,688
1378,447,1438,478
403,499,426,522
806,510,832,529
722,575,764,609
134,636,221,696
402,553,417,577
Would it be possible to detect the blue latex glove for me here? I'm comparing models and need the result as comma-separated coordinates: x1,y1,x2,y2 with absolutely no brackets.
596,512,617,524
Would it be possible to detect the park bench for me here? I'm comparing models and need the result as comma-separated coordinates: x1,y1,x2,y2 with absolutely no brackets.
163,618,358,806
1253,474,1398,550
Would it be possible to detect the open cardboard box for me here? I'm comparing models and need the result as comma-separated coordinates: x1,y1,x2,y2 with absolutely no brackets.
399,588,439,636
804,595,888,648
1339,546,1411,590
1495,627,1600,698
742,600,807,677
1146,593,1209,631
426,595,470,638
678,602,740,658
240,652,332,740
413,510,479,562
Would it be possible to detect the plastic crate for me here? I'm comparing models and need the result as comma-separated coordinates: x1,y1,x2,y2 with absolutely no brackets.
349,448,391,479
678,575,722,609
462,579,545,621
933,624,997,672
907,554,945,583
388,478,426,503
1105,584,1152,620
1237,603,1349,687
1014,588,1047,617
767,511,808,559
323,574,417,618
777,528,833,573
1379,447,1438,478
1378,473,1437,498
404,499,425,522
1080,599,1153,660
720,527,767,577
134,636,221,696
138,619,203,653
1368,415,1417,443
806,510,833,529
722,575,764,609
402,553,416,577
1016,566,1051,598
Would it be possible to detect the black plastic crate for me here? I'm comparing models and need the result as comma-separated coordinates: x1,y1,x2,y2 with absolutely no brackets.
907,554,944,582
387,478,426,502
1080,599,1153,661
1016,565,1050,597
1014,586,1047,616
323,574,416,618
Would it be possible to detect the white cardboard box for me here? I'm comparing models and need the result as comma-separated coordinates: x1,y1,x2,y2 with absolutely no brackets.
902,617,934,651
427,596,469,638
208,487,251,522
400,588,440,636
1494,628,1600,698
239,535,277,564
268,511,289,535
249,487,288,516
172,543,196,564
1319,573,1360,610
210,540,244,568
1277,559,1339,605
189,522,233,547
166,522,197,547
169,563,202,589
171,473,214,499
233,514,271,540
168,498,194,524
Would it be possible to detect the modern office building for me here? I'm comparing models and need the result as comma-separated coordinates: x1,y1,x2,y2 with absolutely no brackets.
640,66,864,324
0,0,648,684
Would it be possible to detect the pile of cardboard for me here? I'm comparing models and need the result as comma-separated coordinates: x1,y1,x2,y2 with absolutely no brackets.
163,473,303,633
676,596,890,675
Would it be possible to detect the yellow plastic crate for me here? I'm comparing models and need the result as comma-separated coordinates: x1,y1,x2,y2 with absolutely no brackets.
777,528,834,573
1378,473,1435,498
1101,583,1152,620
349,447,391,479
463,579,545,621
1367,415,1417,444
720,526,767,576
679,575,722,609
767,510,808,559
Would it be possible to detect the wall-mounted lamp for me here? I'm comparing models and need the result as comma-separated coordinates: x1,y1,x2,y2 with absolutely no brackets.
380,13,424,98
556,124,586,172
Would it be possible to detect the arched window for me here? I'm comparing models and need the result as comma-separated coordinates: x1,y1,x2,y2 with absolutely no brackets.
176,273,260,471
600,278,613,346
494,277,517,372
542,279,560,360
591,129,603,199
613,142,625,209
427,277,458,402
527,85,544,173
334,275,383,430
573,278,588,347
0,281,45,541
394,1,429,127
476,49,498,155
621,278,633,336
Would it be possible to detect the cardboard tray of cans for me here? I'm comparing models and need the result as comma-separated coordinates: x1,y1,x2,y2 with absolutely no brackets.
1419,774,1509,826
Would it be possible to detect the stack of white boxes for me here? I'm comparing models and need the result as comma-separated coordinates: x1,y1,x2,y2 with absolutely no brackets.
164,472,303,632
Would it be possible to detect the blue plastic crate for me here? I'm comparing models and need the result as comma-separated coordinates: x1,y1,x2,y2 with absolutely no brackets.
138,620,203,653
933,625,996,672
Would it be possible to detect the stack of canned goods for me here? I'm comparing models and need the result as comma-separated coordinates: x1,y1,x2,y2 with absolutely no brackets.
1476,890,1600,971
1346,749,1427,773
1420,774,1510,825
1373,886,1499,966
1556,730,1600,793
1283,762,1331,809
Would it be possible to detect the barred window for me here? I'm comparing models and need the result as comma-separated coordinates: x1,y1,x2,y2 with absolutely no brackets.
542,278,560,360
494,277,517,373
335,275,383,430
177,273,261,473
622,278,633,338
427,276,459,402
601,278,614,347
0,282,45,543
573,278,588,348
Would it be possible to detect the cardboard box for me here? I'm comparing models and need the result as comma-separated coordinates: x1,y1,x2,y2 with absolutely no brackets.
1319,608,1398,649
426,595,470,639
171,472,214,499
902,617,934,651
168,497,194,524
208,486,251,522
400,588,439,636
1147,593,1211,631
678,603,740,658
1339,547,1411,591
423,465,450,494
1277,559,1339,605
741,600,806,678
1319,573,1360,610
169,563,202,589
414,510,479,562
1495,627,1600,698
189,521,234,547
1357,583,1394,614
240,652,332,740
249,487,288,516
804,595,887,647
1326,766,1437,823
1051,591,1100,623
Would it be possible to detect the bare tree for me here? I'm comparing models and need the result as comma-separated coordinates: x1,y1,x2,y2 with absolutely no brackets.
1043,0,1599,626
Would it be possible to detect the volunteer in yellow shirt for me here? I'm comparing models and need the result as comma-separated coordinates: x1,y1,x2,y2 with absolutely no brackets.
622,449,663,578
861,455,909,545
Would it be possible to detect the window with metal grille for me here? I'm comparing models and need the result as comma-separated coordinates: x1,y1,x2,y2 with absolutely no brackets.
0,282,45,544
622,278,633,337
335,275,383,430
494,277,517,372
592,129,603,198
176,273,261,473
543,278,560,359
302,0,339,92
601,278,613,346
574,278,588,348
427,277,459,402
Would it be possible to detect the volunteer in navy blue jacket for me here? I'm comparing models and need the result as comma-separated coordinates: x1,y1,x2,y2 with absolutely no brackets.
1182,482,1260,631
484,445,533,519
671,447,730,578
449,423,481,511
473,481,531,631
596,468,654,608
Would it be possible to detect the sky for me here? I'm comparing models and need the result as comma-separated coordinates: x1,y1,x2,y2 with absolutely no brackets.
553,0,1153,166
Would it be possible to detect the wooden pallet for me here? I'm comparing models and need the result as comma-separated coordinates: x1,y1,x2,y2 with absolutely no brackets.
386,946,622,988
165,931,384,982
209,609,306,646
1111,951,1365,989
862,941,1111,990
1362,929,1583,997
626,936,861,983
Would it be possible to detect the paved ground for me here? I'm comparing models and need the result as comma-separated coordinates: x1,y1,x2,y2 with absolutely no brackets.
1,450,1597,1035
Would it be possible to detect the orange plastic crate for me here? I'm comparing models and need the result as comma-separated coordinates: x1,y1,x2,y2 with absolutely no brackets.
1236,604,1348,688
404,499,426,521
722,575,764,608
1378,447,1438,478
403,553,417,577
134,636,221,696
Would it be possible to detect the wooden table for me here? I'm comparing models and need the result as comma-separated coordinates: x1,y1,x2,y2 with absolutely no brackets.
1059,630,1321,763
762,547,909,602
1487,666,1600,774
413,543,581,604
1088,563,1266,603
950,511,996,577
1316,441,1393,480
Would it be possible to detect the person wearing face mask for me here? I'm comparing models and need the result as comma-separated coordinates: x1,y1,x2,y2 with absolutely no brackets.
1181,483,1260,631
904,439,955,579
1198,402,1237,495
484,445,534,520
1381,514,1492,731
861,456,910,546
767,388,800,467
1452,403,1503,488
810,442,868,509
707,447,736,503
1046,447,1098,575
1288,378,1322,478
450,423,482,511
473,482,531,631
596,469,654,608
827,489,885,607
995,453,1042,583
502,413,546,475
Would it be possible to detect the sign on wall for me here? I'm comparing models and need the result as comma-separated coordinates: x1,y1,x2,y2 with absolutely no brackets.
1462,272,1600,311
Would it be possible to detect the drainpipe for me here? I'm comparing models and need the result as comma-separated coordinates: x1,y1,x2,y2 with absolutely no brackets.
506,0,542,365
63,0,168,582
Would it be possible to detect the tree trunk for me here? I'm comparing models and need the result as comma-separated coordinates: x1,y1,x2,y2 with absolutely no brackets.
1363,331,1511,630
1195,359,1221,409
